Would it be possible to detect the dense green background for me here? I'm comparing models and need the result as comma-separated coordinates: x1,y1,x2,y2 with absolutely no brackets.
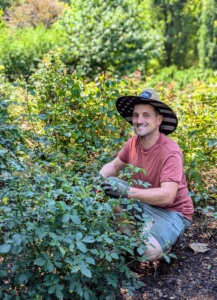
1,0,217,79
0,1,216,299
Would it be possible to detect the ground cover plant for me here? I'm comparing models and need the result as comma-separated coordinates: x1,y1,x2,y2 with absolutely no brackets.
0,52,216,299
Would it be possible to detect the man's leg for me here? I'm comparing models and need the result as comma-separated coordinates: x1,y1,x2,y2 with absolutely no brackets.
114,205,167,262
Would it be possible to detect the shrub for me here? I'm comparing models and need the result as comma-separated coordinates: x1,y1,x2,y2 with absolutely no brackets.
143,76,217,214
0,74,25,151
0,25,65,79
23,51,134,168
57,0,162,79
146,66,214,90
0,66,149,298
0,153,147,299
4,0,66,28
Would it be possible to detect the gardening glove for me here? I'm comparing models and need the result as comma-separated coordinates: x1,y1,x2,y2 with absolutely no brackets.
101,177,130,198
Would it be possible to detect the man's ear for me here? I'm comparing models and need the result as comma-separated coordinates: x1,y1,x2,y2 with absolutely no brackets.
158,115,163,126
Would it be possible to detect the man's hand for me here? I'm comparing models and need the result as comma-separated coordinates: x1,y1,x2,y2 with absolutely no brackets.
101,177,129,198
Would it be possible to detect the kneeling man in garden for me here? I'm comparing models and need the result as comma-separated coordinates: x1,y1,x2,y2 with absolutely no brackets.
97,88,194,262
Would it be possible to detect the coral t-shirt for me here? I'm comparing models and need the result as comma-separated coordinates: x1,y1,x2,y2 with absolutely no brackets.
118,133,194,220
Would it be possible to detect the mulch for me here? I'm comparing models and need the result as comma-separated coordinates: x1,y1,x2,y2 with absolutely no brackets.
118,213,217,300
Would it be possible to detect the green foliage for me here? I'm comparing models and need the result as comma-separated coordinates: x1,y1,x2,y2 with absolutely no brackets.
24,51,133,168
150,0,199,68
1,0,217,79
0,51,216,298
58,0,161,78
0,63,148,298
146,66,214,89
0,24,65,79
175,81,217,214
0,76,25,151
0,149,147,299
197,0,217,69
0,0,22,11
146,76,217,214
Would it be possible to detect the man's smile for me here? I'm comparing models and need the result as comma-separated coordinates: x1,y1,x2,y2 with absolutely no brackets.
136,124,148,128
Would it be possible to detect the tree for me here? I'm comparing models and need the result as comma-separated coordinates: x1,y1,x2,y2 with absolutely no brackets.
150,0,199,68
197,0,217,69
57,0,162,78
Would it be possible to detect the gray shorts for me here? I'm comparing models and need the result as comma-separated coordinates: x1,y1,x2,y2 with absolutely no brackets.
106,177,192,253
124,201,191,252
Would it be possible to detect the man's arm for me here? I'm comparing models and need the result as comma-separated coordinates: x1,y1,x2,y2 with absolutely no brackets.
128,181,178,207
99,157,126,178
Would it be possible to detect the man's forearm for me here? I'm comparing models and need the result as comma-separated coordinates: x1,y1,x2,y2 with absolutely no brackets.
99,162,118,178
128,186,175,207
99,157,126,178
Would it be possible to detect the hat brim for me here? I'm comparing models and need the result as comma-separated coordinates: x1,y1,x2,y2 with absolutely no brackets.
116,96,178,135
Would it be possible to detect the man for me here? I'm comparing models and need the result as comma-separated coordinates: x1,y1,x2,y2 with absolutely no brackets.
97,88,194,262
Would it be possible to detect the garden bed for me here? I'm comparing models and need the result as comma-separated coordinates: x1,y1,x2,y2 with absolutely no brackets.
119,214,217,300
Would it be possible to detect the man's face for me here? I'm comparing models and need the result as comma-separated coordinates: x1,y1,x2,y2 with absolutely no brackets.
132,104,163,137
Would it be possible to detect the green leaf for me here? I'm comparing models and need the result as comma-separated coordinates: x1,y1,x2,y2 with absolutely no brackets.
48,286,55,294
81,267,92,278
106,254,112,262
19,273,28,284
65,258,73,265
57,201,68,211
85,257,95,265
136,247,144,255
25,191,34,197
38,114,47,120
84,291,90,300
49,232,58,240
76,286,83,297
76,242,87,253
71,266,79,273
0,244,11,253
208,139,217,147
169,253,177,259
71,215,81,224
69,282,76,291
34,257,46,266
82,236,95,243
56,289,63,299
163,254,171,263
104,203,111,211
35,228,47,239
110,253,119,259
0,150,5,157
64,132,71,137
0,270,7,277
59,247,65,257
76,232,82,241
71,132,78,139
104,237,113,244
46,261,54,272
62,213,70,223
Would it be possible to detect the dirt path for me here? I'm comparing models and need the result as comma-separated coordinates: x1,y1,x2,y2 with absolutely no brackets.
118,214,217,300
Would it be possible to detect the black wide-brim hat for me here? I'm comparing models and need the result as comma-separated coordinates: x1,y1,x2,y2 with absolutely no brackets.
116,88,178,135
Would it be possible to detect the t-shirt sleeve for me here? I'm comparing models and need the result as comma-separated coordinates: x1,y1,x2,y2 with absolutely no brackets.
118,138,131,163
160,152,183,184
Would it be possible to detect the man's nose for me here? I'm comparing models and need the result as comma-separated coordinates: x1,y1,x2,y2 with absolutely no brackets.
137,115,143,123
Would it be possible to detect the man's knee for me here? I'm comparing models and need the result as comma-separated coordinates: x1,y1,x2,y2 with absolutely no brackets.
142,235,169,263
